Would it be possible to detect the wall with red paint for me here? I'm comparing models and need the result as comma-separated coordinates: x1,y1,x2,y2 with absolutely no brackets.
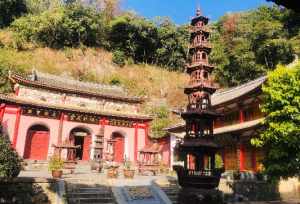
1,106,149,162
2,108,17,141
17,115,60,158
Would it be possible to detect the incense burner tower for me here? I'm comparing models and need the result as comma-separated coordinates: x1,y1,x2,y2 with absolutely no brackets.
173,8,223,190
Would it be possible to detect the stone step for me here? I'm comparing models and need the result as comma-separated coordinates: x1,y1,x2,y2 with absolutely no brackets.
68,197,114,204
67,192,113,198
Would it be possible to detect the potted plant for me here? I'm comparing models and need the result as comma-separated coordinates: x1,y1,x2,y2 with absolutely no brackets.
90,159,103,172
48,156,64,179
107,163,119,178
123,158,135,179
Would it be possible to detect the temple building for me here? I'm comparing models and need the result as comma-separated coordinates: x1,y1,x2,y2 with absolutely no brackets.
166,76,266,172
0,71,151,162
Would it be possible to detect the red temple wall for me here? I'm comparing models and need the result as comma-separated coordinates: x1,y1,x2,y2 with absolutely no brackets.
0,104,149,162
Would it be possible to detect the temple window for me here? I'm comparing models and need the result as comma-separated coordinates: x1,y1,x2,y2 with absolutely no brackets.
202,35,205,41
201,98,209,109
243,104,264,121
196,51,201,61
203,71,208,79
202,52,206,60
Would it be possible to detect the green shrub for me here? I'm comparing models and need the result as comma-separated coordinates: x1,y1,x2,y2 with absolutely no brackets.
0,126,22,178
112,50,126,67
48,156,64,171
11,4,108,48
109,75,121,85
0,0,27,28
148,106,172,138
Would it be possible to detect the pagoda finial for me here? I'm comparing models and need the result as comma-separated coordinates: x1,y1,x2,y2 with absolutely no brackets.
196,3,201,16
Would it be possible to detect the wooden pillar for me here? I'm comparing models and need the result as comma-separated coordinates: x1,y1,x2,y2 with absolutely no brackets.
12,107,21,149
252,148,257,172
144,122,149,145
211,153,216,170
222,148,226,170
239,108,244,123
58,112,65,146
0,103,6,123
239,143,245,171
134,123,138,162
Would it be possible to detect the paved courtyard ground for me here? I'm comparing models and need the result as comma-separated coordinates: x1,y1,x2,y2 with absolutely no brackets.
18,168,300,204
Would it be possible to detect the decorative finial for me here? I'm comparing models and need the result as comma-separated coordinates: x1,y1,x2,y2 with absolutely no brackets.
196,3,201,16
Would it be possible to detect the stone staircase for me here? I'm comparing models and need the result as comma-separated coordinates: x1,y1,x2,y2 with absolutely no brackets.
157,179,181,204
22,160,48,171
66,180,117,204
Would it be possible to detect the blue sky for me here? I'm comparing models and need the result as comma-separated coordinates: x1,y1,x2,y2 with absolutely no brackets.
121,0,273,24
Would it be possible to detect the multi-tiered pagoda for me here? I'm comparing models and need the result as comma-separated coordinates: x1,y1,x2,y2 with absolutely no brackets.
173,8,223,189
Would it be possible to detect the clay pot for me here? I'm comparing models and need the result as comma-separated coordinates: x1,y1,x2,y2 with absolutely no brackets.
124,169,135,179
107,168,118,178
52,170,63,179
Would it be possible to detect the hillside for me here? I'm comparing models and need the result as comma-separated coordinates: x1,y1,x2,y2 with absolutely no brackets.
0,31,187,137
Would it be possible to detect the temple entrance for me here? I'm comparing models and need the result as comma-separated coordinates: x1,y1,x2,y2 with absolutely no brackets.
70,127,91,161
24,124,50,160
112,132,124,163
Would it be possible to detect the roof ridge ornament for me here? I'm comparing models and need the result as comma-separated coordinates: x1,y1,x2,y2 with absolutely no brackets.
196,3,201,16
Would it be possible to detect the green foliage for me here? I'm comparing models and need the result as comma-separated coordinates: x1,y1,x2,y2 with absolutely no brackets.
108,75,121,85
112,49,126,66
109,14,188,71
210,6,297,87
0,0,27,28
215,154,224,169
0,126,22,178
11,4,108,48
25,0,61,14
251,62,300,180
48,156,64,171
148,106,172,138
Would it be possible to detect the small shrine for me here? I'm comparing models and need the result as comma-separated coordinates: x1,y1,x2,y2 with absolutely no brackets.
173,7,224,201
138,142,163,175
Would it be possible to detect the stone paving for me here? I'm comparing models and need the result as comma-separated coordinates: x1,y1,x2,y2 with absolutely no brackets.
19,167,300,204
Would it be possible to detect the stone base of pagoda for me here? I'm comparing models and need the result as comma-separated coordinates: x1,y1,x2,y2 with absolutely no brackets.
177,188,223,204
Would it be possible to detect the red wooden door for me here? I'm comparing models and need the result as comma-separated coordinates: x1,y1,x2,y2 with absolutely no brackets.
24,131,49,160
82,135,91,161
114,135,124,163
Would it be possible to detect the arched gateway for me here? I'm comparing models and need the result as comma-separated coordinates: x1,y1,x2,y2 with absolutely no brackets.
24,124,50,160
112,132,125,163
70,127,92,161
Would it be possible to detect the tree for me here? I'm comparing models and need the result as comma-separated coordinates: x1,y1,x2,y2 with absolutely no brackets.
0,126,22,178
252,62,300,180
267,0,300,12
0,0,27,28
11,4,108,48
210,6,296,87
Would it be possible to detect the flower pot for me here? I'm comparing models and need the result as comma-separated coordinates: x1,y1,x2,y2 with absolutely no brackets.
52,170,63,178
91,162,103,172
124,169,135,179
107,168,118,178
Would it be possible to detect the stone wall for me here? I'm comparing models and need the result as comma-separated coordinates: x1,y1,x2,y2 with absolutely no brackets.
219,177,300,202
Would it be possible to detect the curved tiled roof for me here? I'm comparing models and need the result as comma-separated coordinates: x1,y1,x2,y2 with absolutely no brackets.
0,94,151,121
165,76,267,133
211,76,266,106
10,71,143,103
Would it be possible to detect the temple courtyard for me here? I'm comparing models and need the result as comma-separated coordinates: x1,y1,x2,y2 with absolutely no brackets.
7,162,298,204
